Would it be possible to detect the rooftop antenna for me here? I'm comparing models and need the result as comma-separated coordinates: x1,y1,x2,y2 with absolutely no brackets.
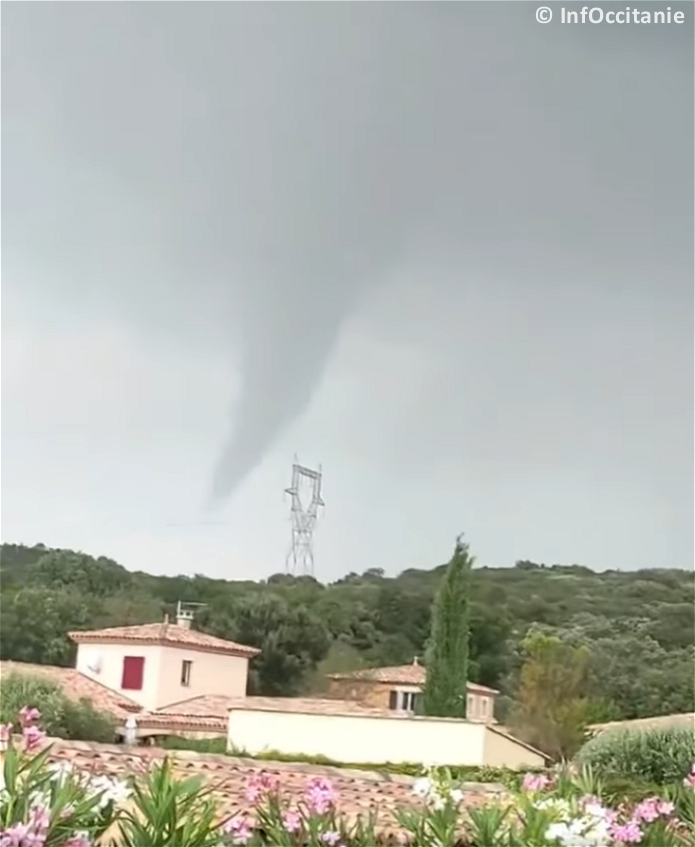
284,457,325,577
175,600,207,629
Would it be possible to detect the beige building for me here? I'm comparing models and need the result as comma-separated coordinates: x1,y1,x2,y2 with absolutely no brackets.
327,660,498,723
69,616,260,711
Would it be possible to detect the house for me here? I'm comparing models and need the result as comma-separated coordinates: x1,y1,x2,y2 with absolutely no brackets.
327,659,498,723
68,613,260,711
2,629,544,768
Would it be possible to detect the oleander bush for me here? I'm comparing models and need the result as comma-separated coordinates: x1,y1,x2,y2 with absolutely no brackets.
2,707,694,846
576,726,695,785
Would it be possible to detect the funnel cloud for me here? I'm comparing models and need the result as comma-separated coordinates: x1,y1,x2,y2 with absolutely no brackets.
2,3,692,576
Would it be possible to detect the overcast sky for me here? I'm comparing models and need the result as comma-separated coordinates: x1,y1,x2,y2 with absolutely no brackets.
2,2,693,580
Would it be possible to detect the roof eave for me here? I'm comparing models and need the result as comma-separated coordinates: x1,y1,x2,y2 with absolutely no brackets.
68,633,260,659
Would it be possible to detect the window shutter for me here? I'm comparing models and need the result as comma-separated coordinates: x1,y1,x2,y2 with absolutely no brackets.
388,690,398,710
121,656,145,690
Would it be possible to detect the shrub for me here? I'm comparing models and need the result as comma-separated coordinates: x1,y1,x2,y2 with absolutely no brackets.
160,735,227,754
0,708,124,846
577,726,695,784
0,672,116,742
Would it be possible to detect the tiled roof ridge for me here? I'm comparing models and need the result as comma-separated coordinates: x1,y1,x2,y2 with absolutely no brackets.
41,736,509,794
39,737,419,784
155,693,214,712
68,622,260,657
69,668,143,713
328,665,499,694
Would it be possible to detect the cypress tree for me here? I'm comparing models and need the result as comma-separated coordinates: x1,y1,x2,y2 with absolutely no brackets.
422,534,472,718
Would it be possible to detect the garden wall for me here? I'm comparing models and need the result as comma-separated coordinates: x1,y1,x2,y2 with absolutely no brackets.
229,707,492,767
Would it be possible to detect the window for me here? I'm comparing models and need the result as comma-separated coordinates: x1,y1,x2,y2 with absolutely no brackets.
467,695,475,716
181,660,192,687
388,690,417,712
401,691,417,712
121,656,145,691
480,696,488,716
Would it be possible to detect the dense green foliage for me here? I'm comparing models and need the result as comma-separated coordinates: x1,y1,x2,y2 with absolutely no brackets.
577,727,695,785
0,672,116,742
422,536,471,718
1,543,693,723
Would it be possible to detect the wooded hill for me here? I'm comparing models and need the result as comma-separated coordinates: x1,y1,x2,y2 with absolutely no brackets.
1,542,693,722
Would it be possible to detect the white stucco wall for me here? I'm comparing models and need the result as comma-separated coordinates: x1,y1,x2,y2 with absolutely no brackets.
157,646,250,707
483,729,546,769
228,708,487,766
76,642,164,710
76,642,251,711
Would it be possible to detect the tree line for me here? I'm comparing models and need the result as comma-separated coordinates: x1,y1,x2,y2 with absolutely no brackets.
1,540,693,748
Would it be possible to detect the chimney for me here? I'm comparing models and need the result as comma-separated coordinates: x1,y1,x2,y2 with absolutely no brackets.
413,656,419,666
176,604,194,629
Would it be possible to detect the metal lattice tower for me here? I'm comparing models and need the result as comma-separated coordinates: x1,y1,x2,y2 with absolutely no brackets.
284,459,325,576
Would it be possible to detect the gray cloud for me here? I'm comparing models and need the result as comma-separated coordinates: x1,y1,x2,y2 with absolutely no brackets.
2,2,692,572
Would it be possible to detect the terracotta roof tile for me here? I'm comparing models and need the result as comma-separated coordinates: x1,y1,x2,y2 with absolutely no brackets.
137,695,398,734
37,738,507,839
136,712,228,733
0,661,142,719
329,665,499,695
68,622,260,658
230,696,402,717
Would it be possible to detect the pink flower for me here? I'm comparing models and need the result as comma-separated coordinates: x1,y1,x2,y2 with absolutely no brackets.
632,796,675,822
320,832,341,846
521,772,550,792
22,725,45,751
28,806,50,833
633,798,660,823
656,800,675,816
281,809,302,833
684,764,695,790
223,816,252,846
244,771,279,804
0,824,33,847
18,706,41,728
304,776,336,815
610,820,643,844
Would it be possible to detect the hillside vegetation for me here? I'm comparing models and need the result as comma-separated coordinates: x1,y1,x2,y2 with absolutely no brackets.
1,543,693,723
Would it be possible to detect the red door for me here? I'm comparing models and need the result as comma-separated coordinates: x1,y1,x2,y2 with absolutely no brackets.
121,656,145,690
